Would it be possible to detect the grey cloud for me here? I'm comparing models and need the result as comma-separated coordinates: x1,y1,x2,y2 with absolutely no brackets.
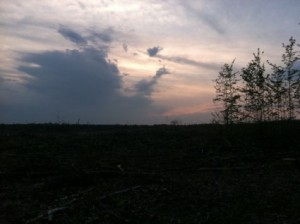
78,1,86,10
58,26,87,47
146,44,219,70
58,25,115,47
147,46,163,57
158,55,220,70
123,43,128,52
6,47,159,123
0,27,168,123
88,27,115,44
58,26,114,47
19,48,120,105
155,67,170,79
135,67,169,96
0,75,4,84
180,2,225,35
198,13,225,35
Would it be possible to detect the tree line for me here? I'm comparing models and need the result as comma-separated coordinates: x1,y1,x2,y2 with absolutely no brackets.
212,37,300,124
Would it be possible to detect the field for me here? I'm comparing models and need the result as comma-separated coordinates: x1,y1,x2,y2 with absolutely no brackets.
1,123,300,223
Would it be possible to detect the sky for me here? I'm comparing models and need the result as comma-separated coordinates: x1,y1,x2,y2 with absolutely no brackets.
1,0,300,124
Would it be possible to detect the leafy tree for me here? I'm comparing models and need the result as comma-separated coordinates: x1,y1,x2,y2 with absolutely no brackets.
213,59,241,124
265,60,286,120
294,38,300,114
267,37,300,120
240,49,268,122
212,35,300,124
282,37,299,119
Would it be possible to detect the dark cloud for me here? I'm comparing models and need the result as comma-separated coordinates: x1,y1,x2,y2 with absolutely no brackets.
146,44,219,70
123,43,128,52
155,67,170,78
180,2,225,35
0,75,5,84
294,60,300,70
147,46,163,57
58,26,87,47
2,47,161,123
58,25,115,46
135,67,169,96
0,28,168,124
19,48,120,105
199,13,225,35
89,28,114,43
158,55,220,70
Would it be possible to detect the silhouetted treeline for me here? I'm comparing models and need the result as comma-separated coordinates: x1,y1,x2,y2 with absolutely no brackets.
213,37,300,124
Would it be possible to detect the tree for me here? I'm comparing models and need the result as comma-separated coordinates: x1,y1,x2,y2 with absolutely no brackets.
213,59,241,124
267,37,300,120
211,35,300,124
266,60,286,120
240,49,268,122
282,37,299,119
293,38,300,115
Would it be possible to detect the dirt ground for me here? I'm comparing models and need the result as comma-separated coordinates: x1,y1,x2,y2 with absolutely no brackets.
1,124,299,223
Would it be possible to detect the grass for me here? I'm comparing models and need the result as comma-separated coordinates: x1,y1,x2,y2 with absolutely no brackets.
0,122,300,223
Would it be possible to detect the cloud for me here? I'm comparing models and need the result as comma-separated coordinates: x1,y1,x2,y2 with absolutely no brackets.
78,1,86,10
198,13,225,35
157,55,220,70
147,46,163,57
135,67,169,96
89,28,115,43
19,48,121,105
0,27,169,124
179,1,225,35
155,67,170,79
123,42,128,52
145,43,219,70
5,47,159,123
58,26,87,47
58,25,115,47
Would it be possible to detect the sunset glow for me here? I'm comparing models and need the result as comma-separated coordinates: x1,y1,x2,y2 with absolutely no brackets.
1,0,299,124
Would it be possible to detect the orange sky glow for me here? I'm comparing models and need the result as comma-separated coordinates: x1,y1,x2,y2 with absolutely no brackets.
0,0,299,124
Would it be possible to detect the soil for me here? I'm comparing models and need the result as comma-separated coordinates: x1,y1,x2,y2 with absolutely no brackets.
1,123,299,223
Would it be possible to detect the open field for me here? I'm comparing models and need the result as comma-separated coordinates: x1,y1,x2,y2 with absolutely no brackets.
1,123,300,223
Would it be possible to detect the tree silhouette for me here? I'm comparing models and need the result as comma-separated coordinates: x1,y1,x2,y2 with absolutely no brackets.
240,49,267,122
267,37,300,120
212,36,300,123
213,59,241,124
266,59,286,120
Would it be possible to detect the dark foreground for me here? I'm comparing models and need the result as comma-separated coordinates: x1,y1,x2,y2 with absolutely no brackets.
1,123,300,224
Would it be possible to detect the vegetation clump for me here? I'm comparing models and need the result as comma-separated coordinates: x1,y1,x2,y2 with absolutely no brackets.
213,37,300,124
